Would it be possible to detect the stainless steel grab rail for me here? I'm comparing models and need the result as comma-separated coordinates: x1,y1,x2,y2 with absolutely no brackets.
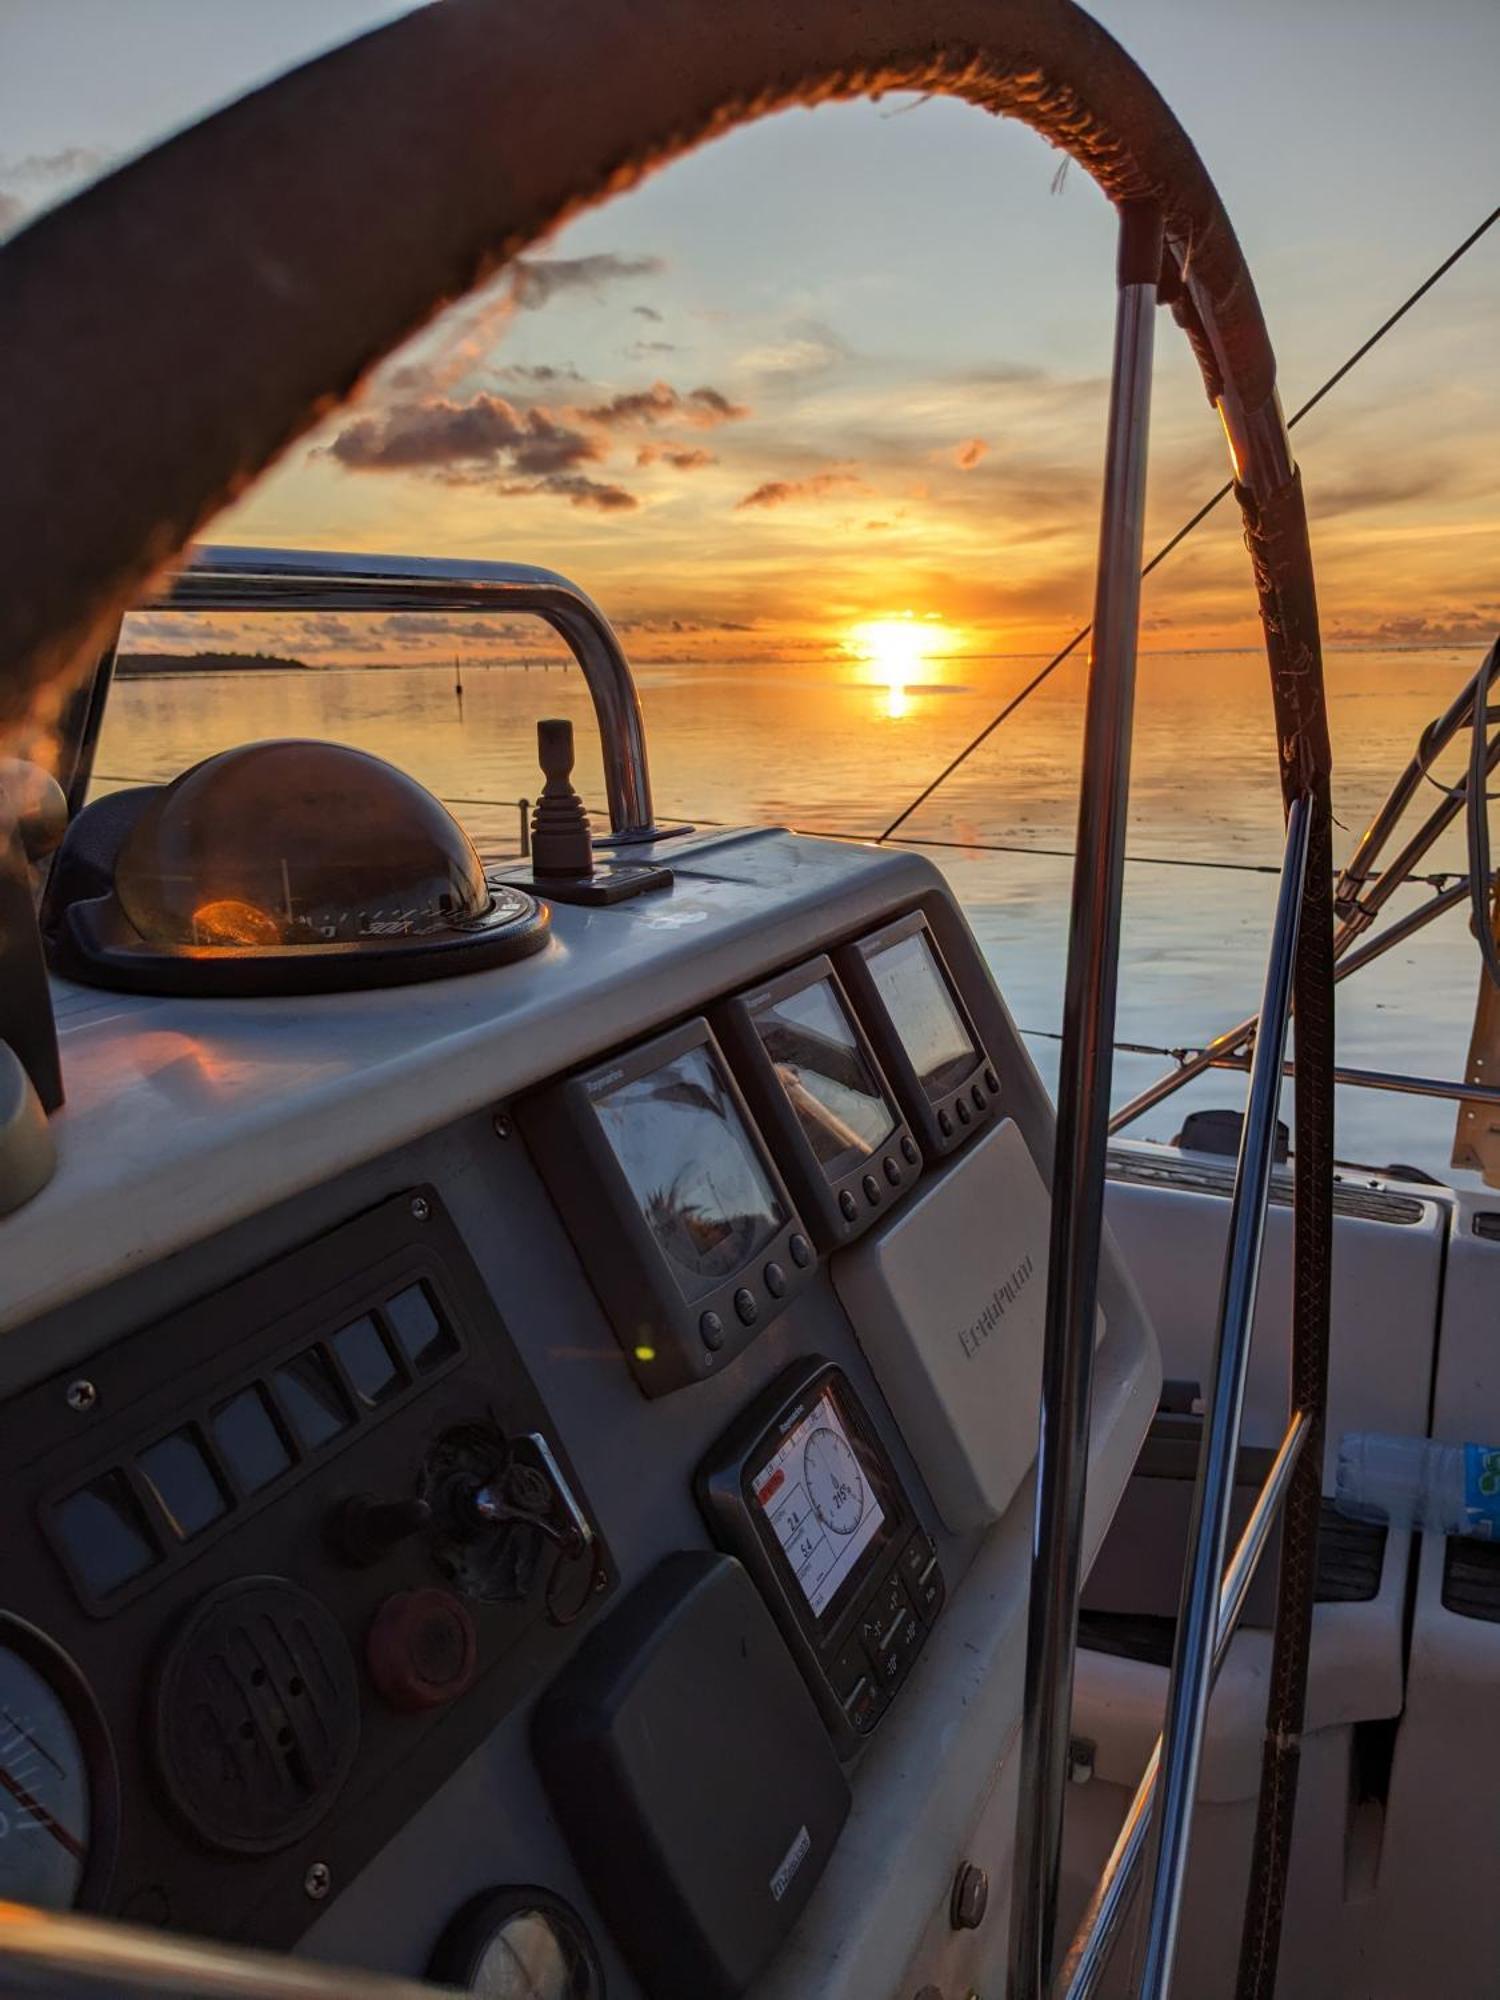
1059,1408,1312,1999
0,1899,460,1998
1006,199,1162,1999
144,545,660,841
1133,795,1310,1999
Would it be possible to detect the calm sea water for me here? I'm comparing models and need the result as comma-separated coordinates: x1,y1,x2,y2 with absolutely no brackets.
96,640,1494,1189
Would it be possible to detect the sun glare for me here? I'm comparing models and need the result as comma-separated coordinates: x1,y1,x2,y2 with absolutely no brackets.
848,615,940,719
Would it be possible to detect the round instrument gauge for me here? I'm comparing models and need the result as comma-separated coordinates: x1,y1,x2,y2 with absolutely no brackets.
430,1886,605,1998
803,1425,866,1537
0,1616,117,1910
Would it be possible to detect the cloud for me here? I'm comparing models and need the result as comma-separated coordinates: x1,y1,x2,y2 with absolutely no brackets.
0,191,22,236
510,252,663,309
500,362,586,385
502,473,638,512
632,304,664,323
628,339,679,358
1328,611,1500,648
735,470,868,510
636,444,715,470
737,327,849,376
954,438,988,470
579,381,749,429
326,393,602,478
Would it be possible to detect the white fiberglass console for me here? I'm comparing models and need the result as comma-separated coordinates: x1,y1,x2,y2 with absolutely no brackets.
0,824,1160,2000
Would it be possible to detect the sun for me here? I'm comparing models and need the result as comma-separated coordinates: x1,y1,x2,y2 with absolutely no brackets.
847,615,938,718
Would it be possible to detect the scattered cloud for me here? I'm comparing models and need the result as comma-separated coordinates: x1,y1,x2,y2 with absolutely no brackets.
579,381,749,429
632,303,665,323
737,326,850,377
1328,611,1500,648
736,470,869,510
954,438,989,471
636,444,716,470
500,362,586,385
0,146,103,182
502,470,636,508
510,252,663,310
326,393,602,478
628,339,679,358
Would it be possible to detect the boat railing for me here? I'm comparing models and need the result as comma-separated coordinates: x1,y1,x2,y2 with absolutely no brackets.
62,546,663,844
1111,632,1500,1136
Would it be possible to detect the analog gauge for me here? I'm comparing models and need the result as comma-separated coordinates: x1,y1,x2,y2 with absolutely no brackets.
803,1423,866,1537
430,1886,605,1999
0,1619,115,1910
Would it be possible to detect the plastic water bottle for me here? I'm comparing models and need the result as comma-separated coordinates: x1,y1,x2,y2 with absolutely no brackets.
1335,1432,1500,1539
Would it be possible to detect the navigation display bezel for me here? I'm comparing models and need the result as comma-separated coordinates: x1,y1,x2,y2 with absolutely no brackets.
522,1018,815,1398
717,954,921,1249
696,1358,943,1757
836,910,997,1160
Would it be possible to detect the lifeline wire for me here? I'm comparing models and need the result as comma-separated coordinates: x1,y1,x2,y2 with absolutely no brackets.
877,202,1500,845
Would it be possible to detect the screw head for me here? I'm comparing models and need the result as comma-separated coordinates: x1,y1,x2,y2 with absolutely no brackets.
410,1196,431,1222
66,1379,98,1414
949,1860,989,1932
304,1862,332,1901
492,1111,513,1141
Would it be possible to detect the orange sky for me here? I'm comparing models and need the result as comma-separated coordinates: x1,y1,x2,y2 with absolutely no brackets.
4,2,1498,674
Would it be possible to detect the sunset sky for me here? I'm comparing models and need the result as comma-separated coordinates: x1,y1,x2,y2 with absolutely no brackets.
3,0,1497,670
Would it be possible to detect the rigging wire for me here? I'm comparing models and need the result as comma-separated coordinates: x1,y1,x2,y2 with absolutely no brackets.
878,202,1500,845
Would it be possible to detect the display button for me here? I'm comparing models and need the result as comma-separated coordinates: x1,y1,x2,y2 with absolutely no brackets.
956,1097,972,1127
700,1310,726,1350
764,1261,787,1299
733,1288,758,1326
830,1636,872,1701
883,1155,902,1188
972,1084,987,1113
789,1232,813,1268
839,1190,859,1222
845,1676,882,1734
877,1615,909,1682
893,1605,924,1669
985,1067,1000,1096
861,1173,881,1207
914,1557,943,1619
861,1567,913,1655
899,1530,935,1587
900,1135,919,1166
938,1108,954,1138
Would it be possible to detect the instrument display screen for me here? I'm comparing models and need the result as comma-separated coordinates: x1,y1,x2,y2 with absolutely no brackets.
752,1389,887,1626
594,1043,787,1303
866,931,976,1101
753,976,894,1181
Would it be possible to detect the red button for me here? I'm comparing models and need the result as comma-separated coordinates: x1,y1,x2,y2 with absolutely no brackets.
366,1588,478,1711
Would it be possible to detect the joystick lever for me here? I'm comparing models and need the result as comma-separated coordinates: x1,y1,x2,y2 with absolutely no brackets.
530,719,594,880
525,718,675,905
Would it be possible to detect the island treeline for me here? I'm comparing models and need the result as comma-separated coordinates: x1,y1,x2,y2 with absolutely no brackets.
117,649,308,677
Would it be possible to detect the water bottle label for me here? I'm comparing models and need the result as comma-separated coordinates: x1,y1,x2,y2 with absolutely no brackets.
1462,1445,1500,1540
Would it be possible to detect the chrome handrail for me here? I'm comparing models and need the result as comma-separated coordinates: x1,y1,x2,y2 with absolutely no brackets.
1006,200,1162,1998
0,1899,460,1998
1133,795,1310,1999
1059,1407,1312,1999
146,545,661,842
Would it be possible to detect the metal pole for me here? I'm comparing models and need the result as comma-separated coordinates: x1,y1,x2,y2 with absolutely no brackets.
1201,1051,1500,1110
1134,795,1311,2000
1059,1408,1311,2000
1007,199,1162,2000
0,1897,460,1999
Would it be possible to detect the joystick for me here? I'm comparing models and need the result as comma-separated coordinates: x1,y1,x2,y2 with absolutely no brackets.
529,720,594,879
526,719,674,906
